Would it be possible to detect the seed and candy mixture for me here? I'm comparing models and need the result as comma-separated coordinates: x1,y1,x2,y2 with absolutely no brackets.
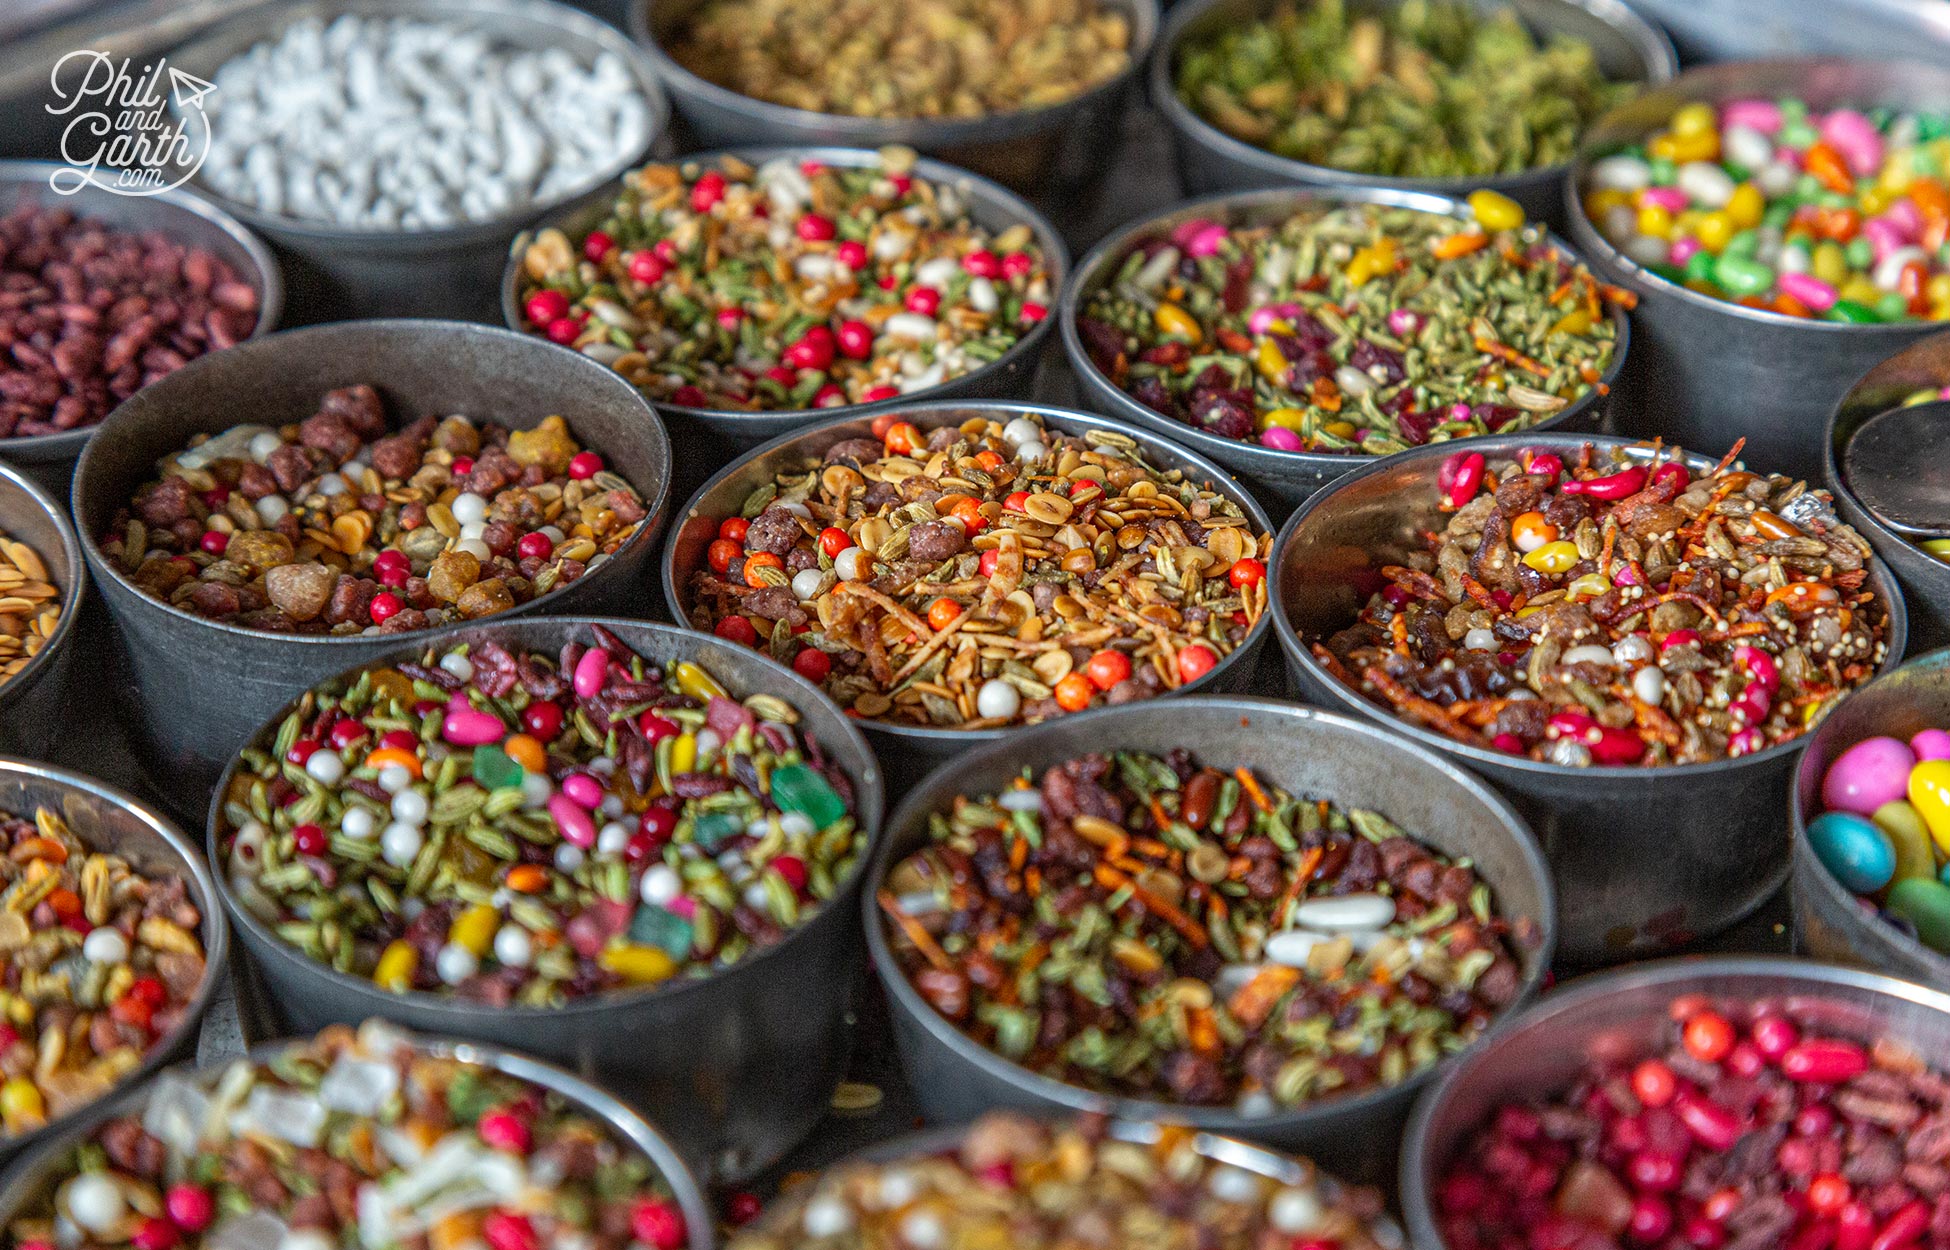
685,413,1270,727
880,750,1533,1111
1809,723,1950,958
218,626,861,1006
0,805,206,1139
1435,995,1950,1250
1075,195,1626,455
4,1020,691,1250
667,0,1132,120
514,153,1054,413
735,1113,1395,1250
1177,0,1631,179
100,384,648,634
1310,442,1892,766
1584,98,1950,322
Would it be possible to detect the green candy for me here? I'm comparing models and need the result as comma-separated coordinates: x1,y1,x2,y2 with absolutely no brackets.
1845,236,1875,268
1761,204,1795,230
1647,157,1677,186
1921,114,1949,142
471,745,524,791
1683,249,1717,282
1647,262,1685,285
1777,96,1807,122
1918,149,1943,177
1795,173,1824,200
1890,877,1950,954
771,762,846,827
1712,254,1774,297
628,903,695,958
1826,299,1882,324
691,810,745,849
1779,120,1819,149
1722,230,1760,260
1878,292,1912,321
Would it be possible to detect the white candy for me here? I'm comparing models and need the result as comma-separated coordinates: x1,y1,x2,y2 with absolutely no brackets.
305,750,345,785
453,538,491,562
248,431,284,464
881,312,939,342
82,927,129,964
380,822,424,867
832,547,866,581
1587,154,1653,192
521,773,553,809
1611,634,1654,666
1877,245,1931,291
912,256,961,289
435,942,478,986
874,1169,920,1209
1632,665,1667,706
1015,440,1048,464
315,473,347,497
1001,417,1042,446
596,821,632,855
1207,1166,1260,1203
1561,644,1617,668
279,1229,337,1250
459,521,487,542
1269,1187,1325,1233
388,791,426,829
379,764,414,795
554,842,585,873
256,495,291,526
1624,234,1670,267
1265,931,1327,967
742,882,770,911
1463,628,1498,651
1290,893,1397,930
802,1193,855,1237
900,1211,947,1250
967,276,999,314
63,1173,127,1233
493,924,533,969
340,806,376,840
439,653,475,681
1235,1089,1277,1118
779,811,814,838
975,678,1021,720
1676,162,1737,209
791,568,825,600
1722,124,1774,171
1755,161,1799,198
694,728,721,765
640,864,682,906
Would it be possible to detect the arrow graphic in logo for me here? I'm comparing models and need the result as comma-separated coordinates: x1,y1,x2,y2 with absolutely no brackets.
166,66,216,111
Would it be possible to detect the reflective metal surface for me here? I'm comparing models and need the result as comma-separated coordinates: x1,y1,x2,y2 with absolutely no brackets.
208,617,883,1185
1148,0,1675,230
1058,185,1626,520
1568,59,1950,486
1272,432,1910,964
72,319,673,805
861,696,1555,1186
0,459,83,760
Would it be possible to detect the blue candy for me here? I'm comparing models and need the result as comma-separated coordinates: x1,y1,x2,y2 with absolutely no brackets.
1808,810,1897,894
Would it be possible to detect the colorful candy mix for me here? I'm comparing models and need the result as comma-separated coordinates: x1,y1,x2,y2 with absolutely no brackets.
1812,719,1950,955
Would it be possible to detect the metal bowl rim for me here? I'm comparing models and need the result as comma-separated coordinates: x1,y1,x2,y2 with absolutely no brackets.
660,397,1281,745
0,457,86,712
627,0,1161,144
1567,55,1950,334
1147,0,1677,197
862,694,1558,1133
498,144,1071,426
1270,430,1913,776
71,318,674,649
0,159,285,461
163,0,670,247
204,614,884,1023
1820,338,1950,597
1056,183,1631,476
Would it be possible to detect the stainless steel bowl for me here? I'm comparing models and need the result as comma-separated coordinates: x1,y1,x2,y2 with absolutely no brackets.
1825,331,1950,654
0,1029,713,1249
861,696,1556,1186
1791,649,1950,986
628,0,1159,218
0,758,228,1166
1567,58,1950,486
747,1115,1406,1246
208,617,884,1185
1621,0,1950,64
164,0,668,323
660,399,1279,793
72,319,673,808
1058,186,1628,520
1149,0,1676,229
1400,956,1950,1247
500,146,1069,455
0,458,83,761
1272,432,1911,964
0,159,281,496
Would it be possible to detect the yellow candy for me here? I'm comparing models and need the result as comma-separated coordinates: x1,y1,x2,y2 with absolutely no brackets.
1550,308,1595,336
1566,572,1612,599
1812,242,1848,287
1911,759,1950,854
0,1077,43,1128
1872,800,1938,885
1254,338,1287,380
1928,273,1950,306
1840,276,1881,306
1636,204,1674,239
1725,184,1764,230
1584,189,1631,218
1258,407,1309,432
1522,541,1581,575
672,661,725,701
1153,302,1202,344
669,732,697,776
1879,149,1918,194
450,903,499,956
1648,131,1719,164
1322,421,1357,439
1931,301,1950,322
1860,185,1895,216
1923,538,1950,558
1345,239,1397,286
373,940,418,991
1467,189,1525,232
1670,103,1716,137
1694,211,1735,254
598,943,677,984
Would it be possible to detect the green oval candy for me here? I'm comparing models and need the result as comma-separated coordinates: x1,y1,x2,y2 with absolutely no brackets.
1762,203,1795,230
1712,254,1775,297
1647,157,1677,186
1845,236,1875,268
1877,292,1912,321
1874,800,1939,884
1827,299,1882,324
1722,230,1761,260
1779,120,1819,149
1683,249,1717,282
1647,262,1685,285
1890,877,1950,954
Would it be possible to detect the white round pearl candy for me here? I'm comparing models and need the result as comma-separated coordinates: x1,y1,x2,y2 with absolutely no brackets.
832,547,866,581
248,431,283,464
459,521,487,542
451,492,488,526
743,882,770,911
521,773,552,809
305,751,345,785
899,1210,947,1250
390,789,429,825
82,927,129,965
1206,1165,1260,1204
779,811,814,838
1611,634,1655,666
1633,665,1667,706
340,807,376,840
435,943,478,986
1269,1187,1325,1234
554,843,586,873
874,1168,920,1209
1015,440,1048,464
791,568,824,600
1561,644,1616,668
381,822,424,866
64,1172,126,1233
454,538,491,562
640,864,682,906
492,924,533,969
802,1192,855,1238
596,821,632,855
439,653,475,682
975,678,1020,720
377,764,412,795
600,794,625,818
1001,416,1041,446
256,494,290,526
1463,628,1497,651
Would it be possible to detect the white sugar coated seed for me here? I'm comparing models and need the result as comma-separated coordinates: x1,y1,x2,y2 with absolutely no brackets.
1269,1187,1325,1233
802,1193,855,1237
1561,644,1616,668
82,927,129,965
596,821,632,855
1588,154,1652,192
1676,161,1736,209
439,653,474,681
435,943,478,986
1001,417,1042,446
743,882,770,910
256,495,290,526
600,794,625,819
493,924,533,969
315,474,347,498
1291,893,1396,930
1265,930,1326,967
248,431,284,464
791,568,825,600
554,842,585,873
640,864,682,907
832,547,865,581
899,1209,947,1250
390,789,429,825
453,538,491,562
380,823,424,867
874,1169,920,1210
1463,628,1497,651
521,773,553,809
379,764,414,795
694,728,721,763
1633,665,1667,706
975,678,1020,720
1015,440,1048,464
1611,634,1654,666
64,1172,126,1232
340,807,376,840
459,521,487,542
305,751,345,785
779,811,814,838
1722,124,1774,171
1235,1089,1277,1119
1207,1165,1260,1204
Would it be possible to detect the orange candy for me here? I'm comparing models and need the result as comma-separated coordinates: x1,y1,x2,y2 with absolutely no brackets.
504,733,548,774
364,746,423,779
1803,142,1854,196
926,597,962,631
8,837,66,865
505,864,549,893
743,551,784,588
44,888,80,918
1053,672,1095,712
882,422,922,456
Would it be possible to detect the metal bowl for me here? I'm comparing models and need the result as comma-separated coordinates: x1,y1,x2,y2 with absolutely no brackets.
0,758,228,1166
1400,956,1950,1247
163,0,668,323
208,617,883,1185
1790,648,1950,986
1149,0,1676,229
747,1115,1406,1246
1272,432,1911,964
0,1029,712,1249
860,696,1556,1186
628,0,1159,217
1058,185,1628,520
660,399,1279,794
72,319,673,810
1825,331,1950,654
500,146,1069,458
0,159,282,497
0,458,84,761
1567,58,1950,486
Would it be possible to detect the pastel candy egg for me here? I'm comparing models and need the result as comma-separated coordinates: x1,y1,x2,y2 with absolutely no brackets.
547,792,597,848
1872,800,1939,884
1807,811,1896,893
573,647,610,699
1912,728,1950,762
1888,877,1950,954
1910,759,1950,853
1822,736,1918,815
442,707,507,747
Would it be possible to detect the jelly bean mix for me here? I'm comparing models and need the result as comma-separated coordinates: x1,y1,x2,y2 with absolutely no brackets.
730,1112,1395,1250
101,385,648,634
880,749,1532,1112
4,1020,689,1250
218,628,860,1005
514,153,1054,413
1811,724,1950,957
0,805,206,1141
1436,994,1950,1250
1312,442,1892,766
1075,195,1625,455
685,413,1269,727
1585,98,1950,322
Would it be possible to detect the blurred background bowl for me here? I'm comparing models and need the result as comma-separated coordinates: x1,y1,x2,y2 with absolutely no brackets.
0,457,84,761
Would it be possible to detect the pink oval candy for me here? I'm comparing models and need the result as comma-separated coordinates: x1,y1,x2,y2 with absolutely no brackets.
1913,729,1950,762
1861,217,1907,265
1184,224,1228,258
1247,302,1301,335
1721,99,1783,135
1883,199,1924,241
560,772,603,810
573,647,610,700
1818,109,1884,176
548,793,597,848
1822,736,1918,816
1639,186,1688,213
1169,218,1221,248
1260,427,1302,451
1777,272,1837,312
442,707,507,747
1668,237,1702,266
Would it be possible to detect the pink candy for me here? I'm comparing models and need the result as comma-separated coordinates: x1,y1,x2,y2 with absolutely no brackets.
1777,272,1838,311
442,707,507,746
1818,109,1884,176
1884,198,1925,241
560,772,603,809
1862,216,1908,264
1259,426,1302,451
1247,302,1303,335
1638,186,1688,213
1914,729,1950,762
1720,99,1783,135
573,647,610,699
1386,308,1423,336
1668,237,1702,266
548,793,597,848
1170,219,1227,258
